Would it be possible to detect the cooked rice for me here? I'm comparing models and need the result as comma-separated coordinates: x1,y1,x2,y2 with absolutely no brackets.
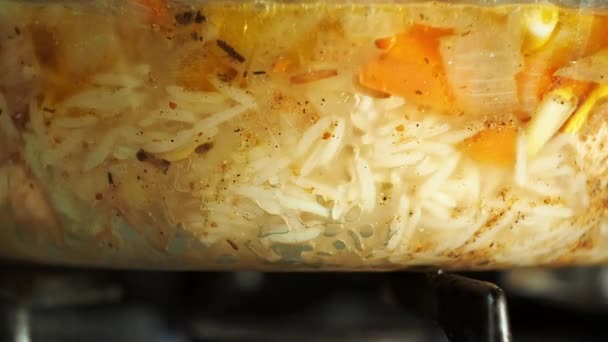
62,88,144,113
25,66,606,268
83,129,119,171
13,59,603,268
138,109,197,126
41,129,85,165
208,78,256,107
269,227,322,244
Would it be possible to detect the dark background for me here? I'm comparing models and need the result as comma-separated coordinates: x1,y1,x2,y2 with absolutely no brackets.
2,265,608,342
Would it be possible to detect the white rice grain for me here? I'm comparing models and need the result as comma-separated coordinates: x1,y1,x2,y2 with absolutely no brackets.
317,118,346,166
268,227,321,244
249,154,275,172
528,155,564,175
531,205,574,219
356,158,376,211
463,161,481,201
194,104,251,131
236,186,330,218
139,103,234,152
571,172,590,209
143,128,205,154
295,116,334,157
525,180,563,197
439,126,483,144
252,157,291,185
29,99,46,136
376,96,406,111
83,130,119,171
431,191,457,208
419,153,460,197
330,186,350,220
435,209,491,253
138,109,196,127
462,208,518,252
52,115,99,129
403,206,422,247
295,178,341,202
415,156,439,177
373,152,425,169
386,195,410,250
62,88,144,113
283,183,317,201
350,109,377,131
279,193,331,218
166,85,228,104
480,167,506,197
112,145,136,161
391,140,453,156
208,78,255,107
235,186,283,215
377,120,407,136
300,143,325,176
421,201,451,222
92,73,142,88
42,129,85,165
515,133,527,186
420,123,451,138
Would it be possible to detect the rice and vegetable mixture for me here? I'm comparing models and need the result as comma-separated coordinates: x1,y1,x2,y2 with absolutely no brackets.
0,1,607,269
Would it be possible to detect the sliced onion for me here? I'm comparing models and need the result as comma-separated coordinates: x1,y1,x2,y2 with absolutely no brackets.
440,17,523,117
520,16,596,114
554,49,608,85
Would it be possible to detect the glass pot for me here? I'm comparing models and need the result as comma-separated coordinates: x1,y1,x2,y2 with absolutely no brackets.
1,0,607,269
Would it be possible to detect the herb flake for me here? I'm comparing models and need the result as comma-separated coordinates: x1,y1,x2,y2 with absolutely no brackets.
216,39,245,63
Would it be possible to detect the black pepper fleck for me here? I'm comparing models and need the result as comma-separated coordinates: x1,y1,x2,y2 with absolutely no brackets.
158,159,171,175
226,239,239,250
194,10,206,23
175,11,195,25
216,39,245,63
195,142,214,154
136,149,149,161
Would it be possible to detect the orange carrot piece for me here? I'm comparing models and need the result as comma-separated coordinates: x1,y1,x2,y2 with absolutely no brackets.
461,124,518,166
359,24,455,112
